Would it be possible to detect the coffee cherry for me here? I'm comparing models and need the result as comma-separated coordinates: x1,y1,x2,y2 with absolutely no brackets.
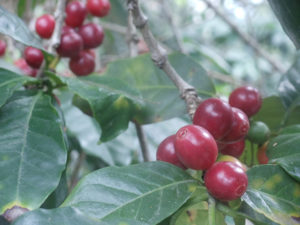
0,40,6,56
193,98,233,140
86,0,111,17
69,51,95,76
14,58,38,77
62,26,76,35
35,14,55,39
156,135,186,169
204,161,248,201
175,125,218,170
217,155,247,172
218,139,245,158
229,86,262,117
65,1,87,28
247,121,270,145
24,47,44,69
57,32,83,58
257,142,269,164
78,23,104,49
222,107,249,142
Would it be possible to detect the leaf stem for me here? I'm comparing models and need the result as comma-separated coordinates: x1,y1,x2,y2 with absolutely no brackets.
70,151,86,190
134,122,150,162
208,195,216,225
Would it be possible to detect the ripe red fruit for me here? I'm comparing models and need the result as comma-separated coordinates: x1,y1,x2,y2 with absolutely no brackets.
175,125,218,170
24,47,44,69
193,98,233,140
78,23,104,49
0,40,6,56
218,139,245,158
14,58,38,77
65,1,87,28
35,14,55,39
69,51,95,76
86,0,111,17
57,32,83,58
156,135,186,169
229,86,262,117
257,142,269,164
222,107,249,142
204,161,248,201
62,26,76,35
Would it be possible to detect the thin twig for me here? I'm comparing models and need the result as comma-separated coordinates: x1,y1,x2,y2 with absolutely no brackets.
203,0,286,74
48,0,66,54
134,122,150,162
161,0,185,53
207,70,245,87
127,0,201,119
100,21,128,34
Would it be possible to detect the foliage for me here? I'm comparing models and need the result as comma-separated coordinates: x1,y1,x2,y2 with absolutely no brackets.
0,0,299,225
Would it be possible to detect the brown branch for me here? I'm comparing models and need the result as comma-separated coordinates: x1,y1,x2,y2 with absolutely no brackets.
48,0,66,54
203,0,286,74
127,0,201,119
134,122,150,162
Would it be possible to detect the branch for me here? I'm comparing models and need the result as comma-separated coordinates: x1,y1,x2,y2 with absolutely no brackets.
161,0,185,54
203,0,286,74
134,122,150,162
127,0,201,119
127,6,139,57
48,0,66,54
207,70,245,87
100,21,128,34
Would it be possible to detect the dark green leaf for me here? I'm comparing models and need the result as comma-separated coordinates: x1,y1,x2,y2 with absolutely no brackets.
14,162,197,225
0,68,32,108
267,126,300,181
243,165,300,225
0,91,67,214
0,6,42,48
267,0,300,48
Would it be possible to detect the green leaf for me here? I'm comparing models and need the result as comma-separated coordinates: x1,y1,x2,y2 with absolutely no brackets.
0,6,42,49
267,0,300,49
14,162,197,225
242,165,300,225
0,91,67,213
267,126,300,181
17,0,26,18
253,95,300,131
0,68,32,108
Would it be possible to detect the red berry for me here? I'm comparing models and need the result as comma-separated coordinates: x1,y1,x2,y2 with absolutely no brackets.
86,0,111,17
0,40,6,56
175,125,218,170
24,47,44,69
65,1,87,28
193,98,233,140
62,26,76,35
57,32,83,58
229,86,262,117
35,14,55,39
257,142,269,164
222,107,249,142
78,23,104,49
204,161,248,201
14,58,38,77
156,135,186,169
69,51,95,76
218,139,245,158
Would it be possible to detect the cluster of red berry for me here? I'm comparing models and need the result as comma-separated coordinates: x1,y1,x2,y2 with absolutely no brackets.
157,86,262,201
15,0,110,77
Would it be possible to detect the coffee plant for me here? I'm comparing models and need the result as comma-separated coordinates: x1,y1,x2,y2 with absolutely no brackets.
0,0,299,225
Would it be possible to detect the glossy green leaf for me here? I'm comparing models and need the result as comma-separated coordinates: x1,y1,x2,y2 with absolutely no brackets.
0,6,42,49
0,68,32,108
0,91,67,214
243,165,300,225
267,0,300,49
253,95,300,131
62,161,197,224
267,126,300,181
14,162,197,225
63,53,214,141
